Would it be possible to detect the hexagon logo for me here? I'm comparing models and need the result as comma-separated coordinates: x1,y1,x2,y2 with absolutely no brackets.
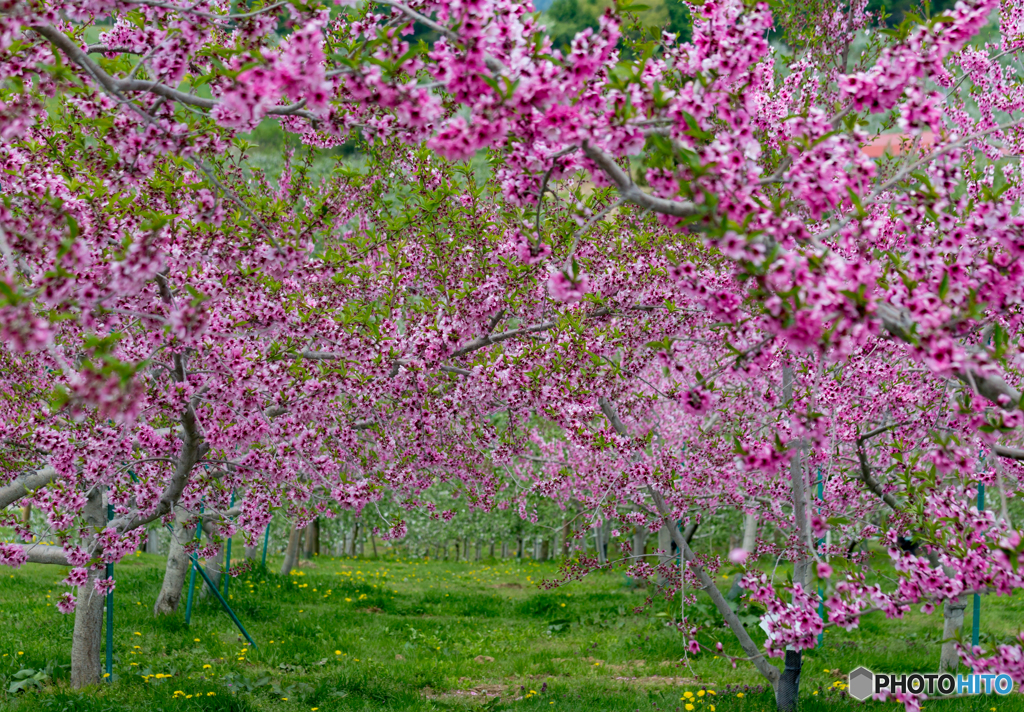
848,666,874,701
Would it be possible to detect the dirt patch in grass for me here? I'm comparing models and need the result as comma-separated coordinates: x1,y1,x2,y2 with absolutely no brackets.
608,675,708,687
422,684,508,701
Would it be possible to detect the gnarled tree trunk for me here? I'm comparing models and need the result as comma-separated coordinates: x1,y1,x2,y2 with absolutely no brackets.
154,511,192,615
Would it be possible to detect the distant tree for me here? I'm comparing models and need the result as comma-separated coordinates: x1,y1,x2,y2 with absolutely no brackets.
545,0,601,49
664,0,693,41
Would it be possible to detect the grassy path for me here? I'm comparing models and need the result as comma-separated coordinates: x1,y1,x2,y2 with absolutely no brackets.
1,552,1022,711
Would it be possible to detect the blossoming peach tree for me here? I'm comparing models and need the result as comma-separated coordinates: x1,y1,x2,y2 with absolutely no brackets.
3,0,1024,707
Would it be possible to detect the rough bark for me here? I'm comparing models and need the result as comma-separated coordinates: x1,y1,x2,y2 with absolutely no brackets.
0,467,60,509
154,511,192,615
70,488,105,688
280,527,303,576
940,598,967,672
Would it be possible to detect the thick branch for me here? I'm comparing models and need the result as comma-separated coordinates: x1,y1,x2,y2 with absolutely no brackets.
581,142,698,218
0,467,60,509
108,400,204,534
876,302,1022,410
598,396,629,436
855,436,901,512
649,487,780,686
599,397,778,686
33,26,316,121
995,445,1024,461
22,544,69,566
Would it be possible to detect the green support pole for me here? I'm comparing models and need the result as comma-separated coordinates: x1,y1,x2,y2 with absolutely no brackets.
973,483,985,648
223,492,235,597
184,507,204,626
189,553,257,648
105,498,114,681
261,521,271,568
816,470,825,648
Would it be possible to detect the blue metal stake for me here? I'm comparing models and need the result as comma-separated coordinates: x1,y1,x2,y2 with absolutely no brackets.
105,498,114,681
223,492,235,597
261,521,271,567
189,553,257,648
972,484,985,648
184,507,204,626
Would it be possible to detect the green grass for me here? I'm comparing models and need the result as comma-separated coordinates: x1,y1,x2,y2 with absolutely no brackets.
2,552,1024,711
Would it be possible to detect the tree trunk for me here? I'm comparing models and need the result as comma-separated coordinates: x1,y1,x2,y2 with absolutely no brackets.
154,511,193,616
70,488,105,688
303,519,317,559
501,541,508,558
280,527,303,576
940,598,967,672
540,539,549,561
777,365,808,711
632,525,648,564
145,526,161,555
742,511,758,552
371,534,378,558
71,567,105,688
516,537,523,559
